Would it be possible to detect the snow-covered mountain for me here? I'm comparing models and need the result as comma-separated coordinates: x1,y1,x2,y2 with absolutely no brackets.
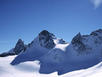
1,29,102,77
39,29,102,75
0,39,27,57
11,30,66,65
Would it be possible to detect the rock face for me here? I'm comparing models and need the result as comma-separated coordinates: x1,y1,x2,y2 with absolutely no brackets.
71,33,87,52
39,29,102,75
0,50,15,57
71,32,82,45
2,29,102,75
90,29,102,44
71,29,102,54
13,39,26,55
0,39,26,57
90,29,102,36
10,30,57,65
58,39,67,44
39,30,55,49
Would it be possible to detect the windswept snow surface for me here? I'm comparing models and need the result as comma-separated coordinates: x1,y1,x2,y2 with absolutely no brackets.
0,56,102,77
11,30,56,65
11,38,67,65
39,29,102,75
11,36,50,65
0,56,58,77
2,29,102,76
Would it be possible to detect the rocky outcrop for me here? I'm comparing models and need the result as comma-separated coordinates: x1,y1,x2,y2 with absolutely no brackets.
39,30,55,49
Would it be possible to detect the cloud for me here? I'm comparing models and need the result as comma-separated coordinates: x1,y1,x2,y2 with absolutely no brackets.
91,0,102,8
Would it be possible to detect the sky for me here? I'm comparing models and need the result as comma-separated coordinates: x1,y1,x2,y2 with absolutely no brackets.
0,0,102,52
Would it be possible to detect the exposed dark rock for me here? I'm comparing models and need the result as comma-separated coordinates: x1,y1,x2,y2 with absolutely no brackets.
58,39,67,44
71,32,82,45
39,30,55,49
90,29,102,36
0,52,15,57
0,39,27,57
13,39,26,55
71,33,88,52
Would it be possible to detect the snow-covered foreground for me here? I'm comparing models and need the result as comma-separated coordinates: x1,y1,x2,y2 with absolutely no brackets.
0,56,58,77
0,56,102,77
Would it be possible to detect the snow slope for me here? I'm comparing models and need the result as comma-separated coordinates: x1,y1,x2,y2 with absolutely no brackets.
11,30,67,65
1,29,102,76
0,56,58,77
61,62,102,77
0,56,102,77
10,29,102,75
39,29,102,75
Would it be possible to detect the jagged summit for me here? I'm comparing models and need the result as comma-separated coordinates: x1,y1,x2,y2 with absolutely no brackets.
39,30,56,39
39,30,50,36
1,29,102,75
0,39,26,57
10,30,68,65
71,32,82,44
71,29,102,53
13,39,26,55
38,30,56,49
27,30,56,49
71,32,87,52
10,30,57,65
90,29,102,36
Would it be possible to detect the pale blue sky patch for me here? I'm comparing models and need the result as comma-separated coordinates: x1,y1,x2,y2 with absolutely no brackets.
91,0,102,8
0,0,102,52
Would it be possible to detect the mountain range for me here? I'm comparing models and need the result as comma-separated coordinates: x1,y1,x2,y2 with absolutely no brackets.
0,29,102,76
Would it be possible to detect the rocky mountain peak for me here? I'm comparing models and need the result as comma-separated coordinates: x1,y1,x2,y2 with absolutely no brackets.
39,30,55,49
71,32,82,44
14,39,26,55
90,29,102,36
71,32,89,52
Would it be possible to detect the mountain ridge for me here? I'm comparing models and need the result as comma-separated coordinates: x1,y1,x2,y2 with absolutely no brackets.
0,29,102,76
